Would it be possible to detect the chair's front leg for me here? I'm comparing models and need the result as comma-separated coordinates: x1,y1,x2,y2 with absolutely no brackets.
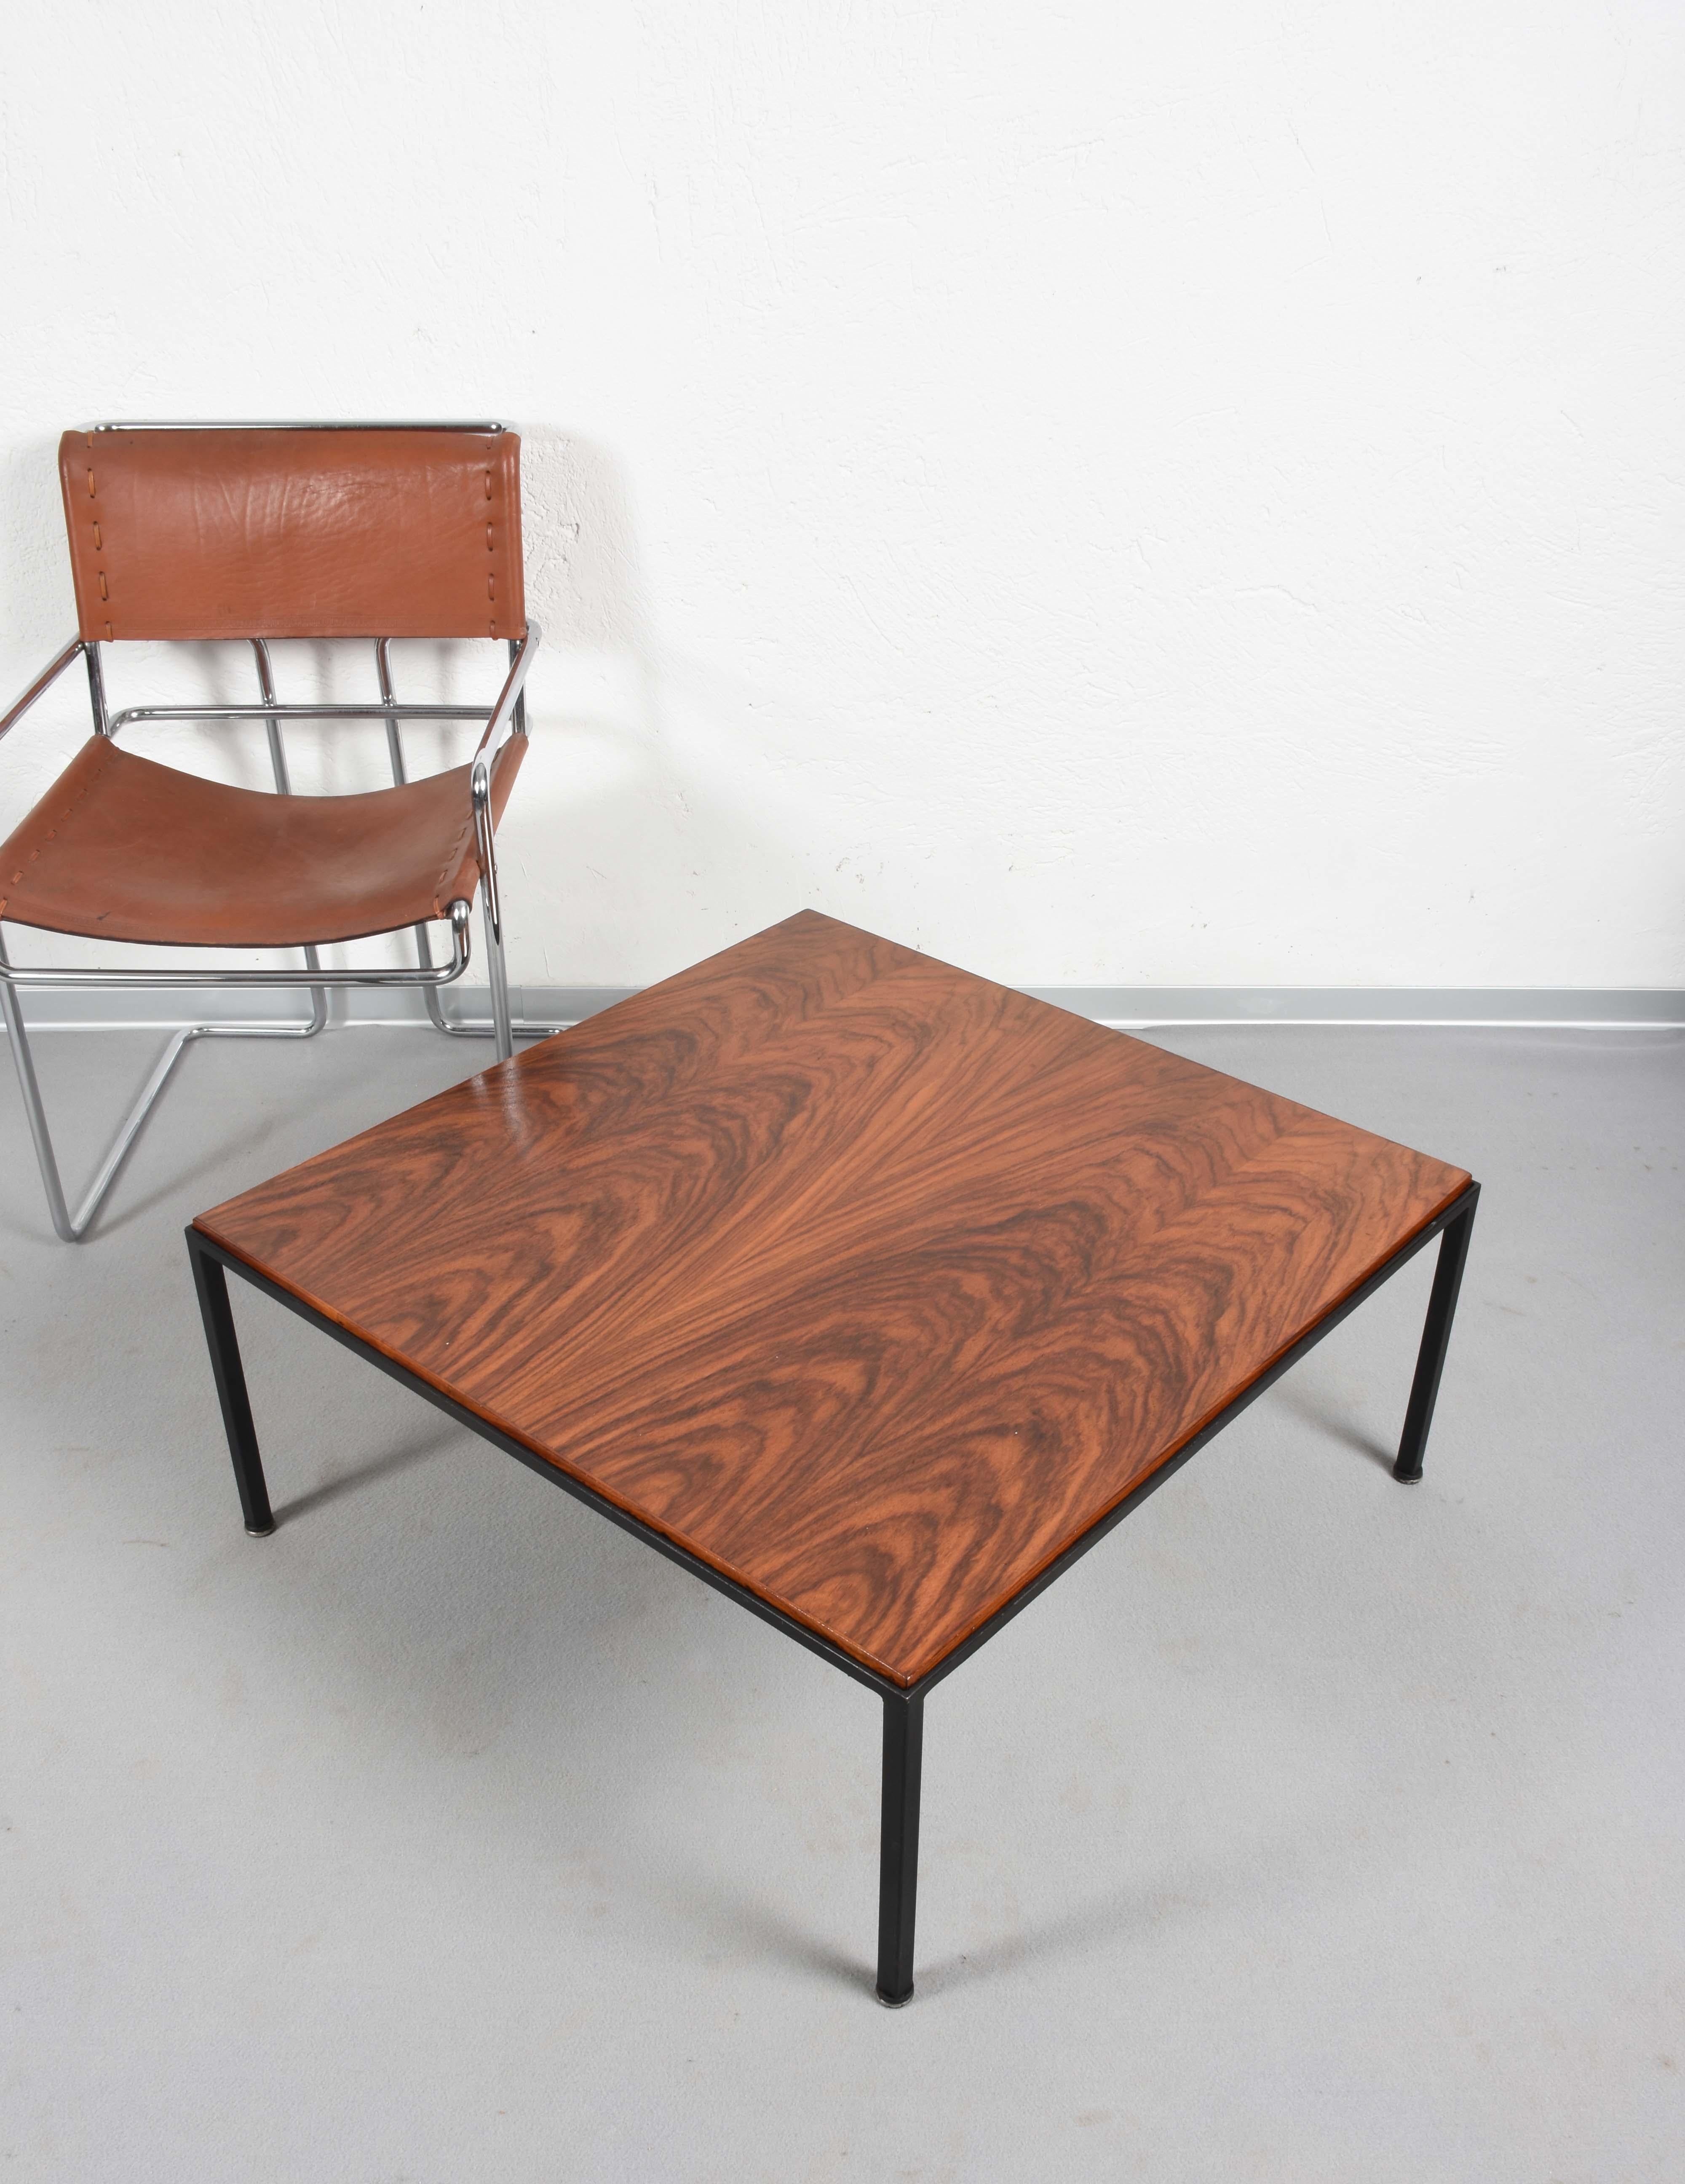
877,1691,924,2005
481,891,514,1063
249,639,329,1032
471,764,514,1063
0,932,77,1241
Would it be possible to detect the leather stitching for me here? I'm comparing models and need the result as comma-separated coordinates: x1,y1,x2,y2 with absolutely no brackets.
65,431,516,644
85,436,113,640
0,739,118,918
486,464,497,637
432,764,484,920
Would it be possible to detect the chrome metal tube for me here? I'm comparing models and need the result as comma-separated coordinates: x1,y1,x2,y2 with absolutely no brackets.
0,921,348,1244
374,639,408,784
377,641,457,1035
470,763,501,947
85,641,110,735
0,902,472,990
385,629,556,1046
471,621,540,760
106,701,490,732
482,891,514,1062
0,930,75,1239
251,641,328,1030
91,420,505,434
471,765,514,1060
251,638,291,793
1,638,84,743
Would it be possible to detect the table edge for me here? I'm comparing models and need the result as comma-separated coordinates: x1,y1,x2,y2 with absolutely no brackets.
190,1170,1473,1691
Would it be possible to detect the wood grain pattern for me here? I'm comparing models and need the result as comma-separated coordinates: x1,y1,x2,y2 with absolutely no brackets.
194,911,1471,1686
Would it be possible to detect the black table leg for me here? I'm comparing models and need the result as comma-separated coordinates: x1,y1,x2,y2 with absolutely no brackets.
1393,1187,1479,1483
187,1233,274,1536
877,1690,924,2005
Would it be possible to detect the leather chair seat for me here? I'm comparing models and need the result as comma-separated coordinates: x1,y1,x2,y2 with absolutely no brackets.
0,734,523,949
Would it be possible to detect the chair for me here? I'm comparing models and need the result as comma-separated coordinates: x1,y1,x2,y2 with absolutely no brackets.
0,422,547,1241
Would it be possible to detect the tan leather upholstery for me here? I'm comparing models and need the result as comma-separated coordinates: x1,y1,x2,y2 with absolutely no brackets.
59,428,525,643
0,735,524,948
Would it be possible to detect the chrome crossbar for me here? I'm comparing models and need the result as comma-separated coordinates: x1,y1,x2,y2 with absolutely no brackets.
107,701,492,731
471,625,538,761
91,420,506,434
0,905,472,989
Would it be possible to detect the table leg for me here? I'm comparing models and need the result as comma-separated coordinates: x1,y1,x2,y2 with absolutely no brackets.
187,1236,274,1536
876,1691,924,2006
1393,1191,1478,1483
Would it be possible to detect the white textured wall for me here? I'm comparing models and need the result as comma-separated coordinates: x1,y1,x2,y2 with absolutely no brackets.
3,1,1682,991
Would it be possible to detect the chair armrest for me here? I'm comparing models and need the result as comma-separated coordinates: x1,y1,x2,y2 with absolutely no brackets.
464,623,540,944
0,638,84,745
471,621,542,769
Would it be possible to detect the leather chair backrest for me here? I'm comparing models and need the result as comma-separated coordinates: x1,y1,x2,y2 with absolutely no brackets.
59,426,525,644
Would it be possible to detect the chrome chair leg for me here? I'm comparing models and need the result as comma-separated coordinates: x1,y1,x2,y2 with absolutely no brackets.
471,761,516,1065
85,639,110,736
417,941,560,1046
0,947,78,1242
482,889,514,1064
253,639,329,1031
0,926,327,1243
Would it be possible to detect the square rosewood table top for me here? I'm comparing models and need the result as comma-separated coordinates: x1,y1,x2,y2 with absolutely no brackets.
194,911,1471,1689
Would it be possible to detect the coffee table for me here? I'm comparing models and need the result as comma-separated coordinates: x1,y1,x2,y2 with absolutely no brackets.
186,910,1477,2005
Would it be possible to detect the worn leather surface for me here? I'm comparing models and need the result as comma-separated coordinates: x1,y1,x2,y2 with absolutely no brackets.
0,736,523,947
58,428,525,643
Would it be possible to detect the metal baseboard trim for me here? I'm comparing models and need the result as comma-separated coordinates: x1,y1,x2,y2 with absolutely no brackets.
0,985,637,1033
5,984,1683,1034
1022,987,1685,1030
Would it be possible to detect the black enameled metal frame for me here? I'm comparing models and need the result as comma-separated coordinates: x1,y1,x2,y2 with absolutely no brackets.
185,1177,1478,2006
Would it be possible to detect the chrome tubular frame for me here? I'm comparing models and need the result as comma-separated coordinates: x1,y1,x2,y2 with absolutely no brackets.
0,906,470,1243
379,630,562,1049
85,640,110,734
0,908,472,993
251,637,329,1029
94,420,507,434
106,701,495,731
0,636,86,743
0,617,540,1241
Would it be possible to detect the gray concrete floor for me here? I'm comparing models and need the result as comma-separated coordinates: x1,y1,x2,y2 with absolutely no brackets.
1,1017,1681,2181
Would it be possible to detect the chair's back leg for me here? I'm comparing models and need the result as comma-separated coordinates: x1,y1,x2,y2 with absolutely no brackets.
252,640,328,1033
85,641,110,735
251,638,293,794
376,639,455,1037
